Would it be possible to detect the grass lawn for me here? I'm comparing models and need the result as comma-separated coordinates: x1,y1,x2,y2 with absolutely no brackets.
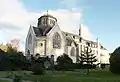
0,69,120,82
0,79,11,82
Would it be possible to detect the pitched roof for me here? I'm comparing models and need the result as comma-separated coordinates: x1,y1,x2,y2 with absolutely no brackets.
33,27,42,36
62,31,79,38
62,31,107,50
32,26,52,36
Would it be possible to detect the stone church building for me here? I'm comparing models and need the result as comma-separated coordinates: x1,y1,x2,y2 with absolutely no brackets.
25,13,110,64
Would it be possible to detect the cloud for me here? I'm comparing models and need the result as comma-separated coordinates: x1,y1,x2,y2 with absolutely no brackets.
59,0,93,40
0,0,93,51
80,24,93,40
47,9,81,34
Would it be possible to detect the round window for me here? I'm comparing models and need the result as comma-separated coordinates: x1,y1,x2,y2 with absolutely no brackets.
40,43,43,46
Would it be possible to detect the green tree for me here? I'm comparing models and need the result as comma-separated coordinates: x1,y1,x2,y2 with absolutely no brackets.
32,62,45,75
79,46,97,75
0,49,11,70
56,53,73,71
9,51,29,70
109,46,120,74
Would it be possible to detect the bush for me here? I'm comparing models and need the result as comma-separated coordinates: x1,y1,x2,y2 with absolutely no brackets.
101,64,105,69
0,49,12,71
109,46,120,74
71,63,96,69
32,63,45,75
13,75,22,82
56,53,73,71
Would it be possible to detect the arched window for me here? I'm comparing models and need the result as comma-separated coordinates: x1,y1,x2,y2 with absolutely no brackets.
43,18,47,24
27,50,30,55
70,47,75,56
28,34,32,44
53,32,61,48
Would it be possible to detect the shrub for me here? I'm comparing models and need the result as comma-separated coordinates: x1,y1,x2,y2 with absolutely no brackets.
13,75,22,82
101,64,105,69
56,53,73,71
0,49,12,71
32,63,45,75
109,47,120,74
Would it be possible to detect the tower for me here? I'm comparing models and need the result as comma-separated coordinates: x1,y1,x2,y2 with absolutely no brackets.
79,24,83,36
37,11,57,36
37,11,57,29
96,38,101,67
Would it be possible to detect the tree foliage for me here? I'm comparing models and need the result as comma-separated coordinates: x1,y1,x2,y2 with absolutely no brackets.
56,53,73,71
78,46,97,75
32,62,45,75
9,51,30,70
7,39,20,51
0,43,30,71
0,43,7,52
0,49,11,70
79,46,97,68
110,46,120,74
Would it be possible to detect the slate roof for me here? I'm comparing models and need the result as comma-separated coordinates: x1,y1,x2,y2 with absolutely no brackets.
32,26,107,50
62,31,107,50
33,27,42,36
38,14,57,21
32,26,52,36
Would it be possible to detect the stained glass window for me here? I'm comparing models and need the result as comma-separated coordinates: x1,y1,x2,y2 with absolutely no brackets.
53,32,61,48
70,47,75,56
28,34,32,44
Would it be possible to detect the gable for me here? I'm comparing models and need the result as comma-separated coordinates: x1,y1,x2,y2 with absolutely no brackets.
26,26,35,41
33,27,42,36
32,26,52,37
46,23,64,39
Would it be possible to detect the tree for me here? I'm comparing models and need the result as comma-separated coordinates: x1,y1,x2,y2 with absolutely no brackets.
0,43,7,52
56,53,73,71
32,62,45,75
31,54,45,75
8,39,20,51
34,54,52,70
0,49,11,70
79,46,97,75
0,42,30,71
109,46,120,74
6,43,17,53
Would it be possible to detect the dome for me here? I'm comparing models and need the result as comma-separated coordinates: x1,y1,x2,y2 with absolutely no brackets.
38,14,57,21
37,13,57,28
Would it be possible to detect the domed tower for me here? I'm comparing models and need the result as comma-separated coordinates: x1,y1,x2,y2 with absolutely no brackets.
37,11,57,31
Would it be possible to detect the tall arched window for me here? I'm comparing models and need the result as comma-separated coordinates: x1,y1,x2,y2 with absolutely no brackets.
70,47,75,56
43,18,47,24
27,50,30,55
53,32,61,48
28,34,32,44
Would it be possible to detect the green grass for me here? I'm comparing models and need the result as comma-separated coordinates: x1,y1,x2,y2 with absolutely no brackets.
0,79,11,82
0,69,120,82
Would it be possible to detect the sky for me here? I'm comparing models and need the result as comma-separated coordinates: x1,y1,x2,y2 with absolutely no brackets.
0,0,120,53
